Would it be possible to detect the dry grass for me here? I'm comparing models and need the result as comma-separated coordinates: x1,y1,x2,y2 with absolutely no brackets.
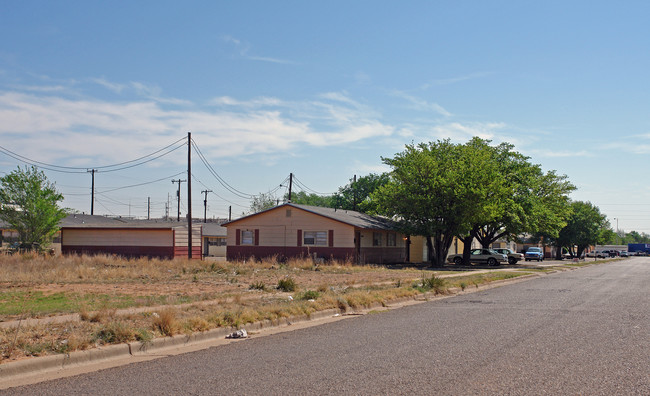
0,253,537,364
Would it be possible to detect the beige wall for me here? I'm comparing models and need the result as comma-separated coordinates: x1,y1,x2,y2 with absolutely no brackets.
173,224,203,247
62,229,173,247
357,230,406,249
409,235,464,263
227,207,356,247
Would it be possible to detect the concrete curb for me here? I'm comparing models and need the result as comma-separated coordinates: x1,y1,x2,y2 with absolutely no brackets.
0,269,554,385
0,308,345,383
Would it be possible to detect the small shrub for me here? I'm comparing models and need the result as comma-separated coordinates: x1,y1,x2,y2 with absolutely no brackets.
297,290,320,300
459,282,467,291
277,277,296,292
152,309,178,336
94,321,135,344
135,328,153,343
185,316,210,332
420,274,447,294
249,281,266,291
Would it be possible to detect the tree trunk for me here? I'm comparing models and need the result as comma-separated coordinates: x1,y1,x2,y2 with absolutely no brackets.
461,235,473,265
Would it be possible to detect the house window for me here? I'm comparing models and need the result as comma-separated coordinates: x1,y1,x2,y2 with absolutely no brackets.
241,230,254,245
387,233,396,247
286,209,292,217
207,237,226,246
304,231,327,246
373,232,382,246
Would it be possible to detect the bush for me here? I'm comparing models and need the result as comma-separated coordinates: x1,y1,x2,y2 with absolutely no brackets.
94,321,135,344
249,281,266,291
420,274,447,294
297,290,320,300
152,309,178,336
277,277,296,292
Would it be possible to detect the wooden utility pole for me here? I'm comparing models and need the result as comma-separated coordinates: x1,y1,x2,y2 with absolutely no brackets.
187,132,193,259
171,179,186,221
201,189,212,223
288,173,293,202
87,169,97,215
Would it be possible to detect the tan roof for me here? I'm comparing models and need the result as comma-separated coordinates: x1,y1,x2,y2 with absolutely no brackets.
223,203,400,231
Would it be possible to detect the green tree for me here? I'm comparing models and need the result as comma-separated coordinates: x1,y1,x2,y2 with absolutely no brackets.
284,191,335,207
472,142,575,251
332,173,389,213
248,192,277,214
373,139,498,265
0,166,67,250
555,201,609,258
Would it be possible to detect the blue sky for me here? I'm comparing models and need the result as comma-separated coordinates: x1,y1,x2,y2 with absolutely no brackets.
1,1,650,232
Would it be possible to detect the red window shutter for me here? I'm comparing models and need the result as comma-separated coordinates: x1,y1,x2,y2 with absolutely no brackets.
235,229,240,246
254,229,259,246
297,229,302,247
329,230,334,247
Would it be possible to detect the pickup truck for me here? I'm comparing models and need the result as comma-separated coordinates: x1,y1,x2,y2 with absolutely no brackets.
524,247,544,262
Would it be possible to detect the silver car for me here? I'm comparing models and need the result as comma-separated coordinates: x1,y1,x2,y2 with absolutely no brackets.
447,248,508,266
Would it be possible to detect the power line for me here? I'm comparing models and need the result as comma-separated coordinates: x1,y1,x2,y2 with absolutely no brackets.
190,139,255,199
191,174,249,209
0,136,187,173
97,171,186,194
292,174,337,196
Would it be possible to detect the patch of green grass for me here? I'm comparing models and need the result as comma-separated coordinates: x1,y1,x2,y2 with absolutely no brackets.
416,274,447,294
296,290,320,300
277,277,297,292
249,281,266,291
0,291,197,319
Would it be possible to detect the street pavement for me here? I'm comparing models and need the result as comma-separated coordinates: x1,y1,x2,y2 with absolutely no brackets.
2,258,648,395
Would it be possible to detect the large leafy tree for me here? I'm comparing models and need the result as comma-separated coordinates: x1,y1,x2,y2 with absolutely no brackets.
0,166,67,249
373,139,499,266
284,191,335,207
555,201,609,258
332,173,389,213
471,143,575,251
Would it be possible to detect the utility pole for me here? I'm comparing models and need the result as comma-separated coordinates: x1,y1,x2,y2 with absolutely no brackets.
87,169,97,215
147,197,150,220
171,179,186,221
228,206,232,222
288,172,293,202
187,132,193,259
201,189,212,223
353,174,357,212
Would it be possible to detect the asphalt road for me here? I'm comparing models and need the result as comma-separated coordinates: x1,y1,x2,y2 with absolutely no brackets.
3,258,649,395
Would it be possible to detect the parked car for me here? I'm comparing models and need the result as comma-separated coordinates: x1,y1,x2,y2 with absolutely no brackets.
447,248,508,266
620,250,629,257
524,247,544,261
493,248,524,265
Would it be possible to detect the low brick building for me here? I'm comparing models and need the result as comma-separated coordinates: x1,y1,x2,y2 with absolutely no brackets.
223,203,407,264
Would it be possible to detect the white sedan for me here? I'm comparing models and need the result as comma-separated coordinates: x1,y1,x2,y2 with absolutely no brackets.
447,248,508,266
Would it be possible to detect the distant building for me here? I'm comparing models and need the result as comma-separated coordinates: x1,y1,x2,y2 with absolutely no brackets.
223,203,407,264
202,222,227,260
60,214,202,259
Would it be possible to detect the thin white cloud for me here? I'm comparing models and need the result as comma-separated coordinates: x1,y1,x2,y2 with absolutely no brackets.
89,77,125,94
209,96,284,108
221,35,295,65
420,71,493,89
429,121,506,141
0,89,396,166
530,149,591,158
391,91,452,117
